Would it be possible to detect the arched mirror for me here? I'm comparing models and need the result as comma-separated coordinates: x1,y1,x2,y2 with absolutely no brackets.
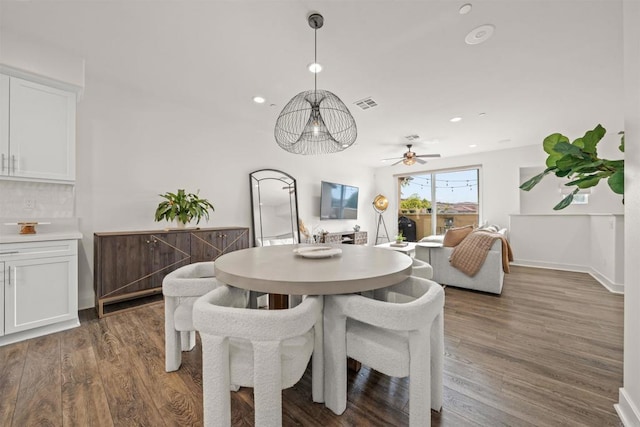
249,169,301,247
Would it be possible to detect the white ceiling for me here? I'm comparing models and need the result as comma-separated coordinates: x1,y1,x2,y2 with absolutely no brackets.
0,0,624,168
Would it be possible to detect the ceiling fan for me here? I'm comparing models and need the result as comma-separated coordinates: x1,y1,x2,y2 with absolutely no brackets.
383,144,441,166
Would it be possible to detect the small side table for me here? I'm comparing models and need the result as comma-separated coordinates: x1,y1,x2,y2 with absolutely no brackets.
375,242,417,257
415,242,443,263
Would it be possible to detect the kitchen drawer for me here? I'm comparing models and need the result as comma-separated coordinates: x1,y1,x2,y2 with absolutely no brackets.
0,240,77,260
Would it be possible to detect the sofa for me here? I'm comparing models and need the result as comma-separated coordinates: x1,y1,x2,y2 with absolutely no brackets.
415,229,507,294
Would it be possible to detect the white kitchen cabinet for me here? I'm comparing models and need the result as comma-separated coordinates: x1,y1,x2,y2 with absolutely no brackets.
0,262,4,337
0,239,79,345
0,74,76,181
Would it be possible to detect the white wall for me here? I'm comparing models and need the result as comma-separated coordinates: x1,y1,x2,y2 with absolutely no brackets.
509,213,624,292
617,0,640,424
0,32,85,89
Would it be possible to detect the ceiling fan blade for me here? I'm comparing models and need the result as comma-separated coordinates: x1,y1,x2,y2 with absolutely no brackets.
415,154,441,158
391,159,404,166
416,158,427,164
381,156,404,161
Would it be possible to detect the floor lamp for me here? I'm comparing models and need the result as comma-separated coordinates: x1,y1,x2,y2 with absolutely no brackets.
373,194,390,244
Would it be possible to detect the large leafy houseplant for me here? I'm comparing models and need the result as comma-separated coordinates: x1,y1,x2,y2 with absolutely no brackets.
154,189,214,226
519,124,624,210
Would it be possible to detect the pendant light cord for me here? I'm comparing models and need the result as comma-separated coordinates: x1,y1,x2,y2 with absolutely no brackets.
314,26,317,96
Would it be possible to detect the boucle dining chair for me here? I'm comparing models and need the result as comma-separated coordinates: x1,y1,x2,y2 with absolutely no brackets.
411,257,434,280
193,285,324,427
323,276,444,427
162,262,221,372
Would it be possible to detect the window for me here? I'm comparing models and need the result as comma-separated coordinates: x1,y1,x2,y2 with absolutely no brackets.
399,168,480,240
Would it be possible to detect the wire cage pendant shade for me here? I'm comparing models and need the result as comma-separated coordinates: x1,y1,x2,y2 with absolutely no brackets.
275,89,357,154
275,13,357,155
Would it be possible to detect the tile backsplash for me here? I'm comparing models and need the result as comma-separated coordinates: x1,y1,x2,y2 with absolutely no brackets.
0,180,75,218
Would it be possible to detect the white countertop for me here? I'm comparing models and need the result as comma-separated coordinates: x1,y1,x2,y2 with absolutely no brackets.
0,231,82,244
0,218,82,244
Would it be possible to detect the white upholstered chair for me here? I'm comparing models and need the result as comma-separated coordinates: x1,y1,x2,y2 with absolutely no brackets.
323,276,445,426
193,285,324,427
411,257,434,280
162,262,220,372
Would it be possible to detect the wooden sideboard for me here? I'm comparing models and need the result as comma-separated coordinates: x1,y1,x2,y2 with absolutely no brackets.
94,227,249,317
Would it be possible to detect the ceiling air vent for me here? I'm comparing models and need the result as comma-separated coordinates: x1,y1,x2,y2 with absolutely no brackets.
405,135,420,141
354,97,378,110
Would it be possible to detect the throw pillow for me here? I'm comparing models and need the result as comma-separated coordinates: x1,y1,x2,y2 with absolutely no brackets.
419,235,445,243
443,225,474,247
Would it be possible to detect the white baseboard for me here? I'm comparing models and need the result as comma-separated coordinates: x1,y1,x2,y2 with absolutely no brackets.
616,388,640,427
511,259,589,273
0,318,80,347
511,259,624,294
590,268,624,294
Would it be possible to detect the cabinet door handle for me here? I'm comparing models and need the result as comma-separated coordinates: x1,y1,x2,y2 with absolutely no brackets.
7,267,11,286
0,251,19,255
11,155,16,173
1,153,4,173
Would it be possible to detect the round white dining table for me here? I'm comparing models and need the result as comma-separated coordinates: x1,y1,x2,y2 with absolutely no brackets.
214,244,413,297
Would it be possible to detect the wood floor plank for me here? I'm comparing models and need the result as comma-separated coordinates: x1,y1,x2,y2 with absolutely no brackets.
110,308,203,426
0,340,28,426
87,315,167,426
60,320,114,427
12,334,62,426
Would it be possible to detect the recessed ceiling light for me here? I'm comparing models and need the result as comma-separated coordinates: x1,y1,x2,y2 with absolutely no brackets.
498,139,512,144
450,117,462,122
479,112,486,117
465,24,495,45
253,96,266,104
469,144,477,148
308,62,322,73
459,4,472,14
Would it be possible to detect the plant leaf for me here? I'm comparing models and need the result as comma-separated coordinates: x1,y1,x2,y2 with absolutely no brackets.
543,133,569,154
553,189,579,210
555,154,582,171
519,169,554,191
608,170,624,194
543,133,569,168
618,131,625,152
580,124,606,154
566,174,605,189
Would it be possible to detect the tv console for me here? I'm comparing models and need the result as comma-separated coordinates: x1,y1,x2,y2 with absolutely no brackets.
320,231,368,245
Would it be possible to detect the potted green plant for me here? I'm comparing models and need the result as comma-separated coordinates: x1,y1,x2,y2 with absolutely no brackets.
395,231,406,244
520,124,624,210
154,189,215,228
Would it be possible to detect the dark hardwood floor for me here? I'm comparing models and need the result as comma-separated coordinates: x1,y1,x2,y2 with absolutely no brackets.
0,266,623,426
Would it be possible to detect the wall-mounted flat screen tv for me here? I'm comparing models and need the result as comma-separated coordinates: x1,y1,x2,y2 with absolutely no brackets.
320,181,359,220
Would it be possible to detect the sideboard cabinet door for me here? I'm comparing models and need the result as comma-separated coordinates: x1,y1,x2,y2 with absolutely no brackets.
190,228,249,263
94,231,190,315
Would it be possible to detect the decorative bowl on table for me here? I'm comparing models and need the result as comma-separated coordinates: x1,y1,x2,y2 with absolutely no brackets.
293,246,342,259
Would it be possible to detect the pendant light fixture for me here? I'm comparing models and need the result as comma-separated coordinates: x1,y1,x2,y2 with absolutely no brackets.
274,13,357,155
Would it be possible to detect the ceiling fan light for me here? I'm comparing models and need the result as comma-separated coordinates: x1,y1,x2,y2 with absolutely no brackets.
403,157,416,166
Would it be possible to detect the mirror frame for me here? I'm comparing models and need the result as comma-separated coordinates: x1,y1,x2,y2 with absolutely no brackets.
249,169,301,247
